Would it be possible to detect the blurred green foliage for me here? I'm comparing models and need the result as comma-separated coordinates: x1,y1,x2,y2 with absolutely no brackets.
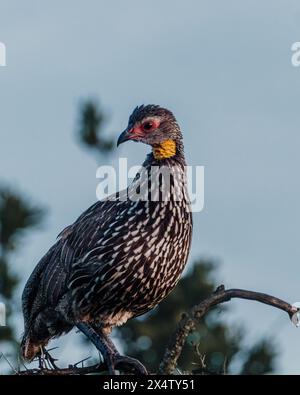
77,100,114,154
0,188,45,349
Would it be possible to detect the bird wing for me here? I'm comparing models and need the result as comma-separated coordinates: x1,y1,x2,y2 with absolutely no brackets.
22,198,123,327
22,243,58,333
22,201,111,324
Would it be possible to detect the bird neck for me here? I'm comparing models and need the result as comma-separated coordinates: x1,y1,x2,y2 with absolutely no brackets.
151,138,185,162
152,139,176,160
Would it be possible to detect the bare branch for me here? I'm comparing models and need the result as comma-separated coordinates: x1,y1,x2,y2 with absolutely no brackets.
17,363,106,376
17,359,145,375
158,285,298,374
16,285,298,375
17,364,106,376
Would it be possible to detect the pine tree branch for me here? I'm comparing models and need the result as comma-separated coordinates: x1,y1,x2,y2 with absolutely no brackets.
158,285,299,374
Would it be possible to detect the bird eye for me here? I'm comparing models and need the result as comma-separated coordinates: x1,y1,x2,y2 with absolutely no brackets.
142,121,154,131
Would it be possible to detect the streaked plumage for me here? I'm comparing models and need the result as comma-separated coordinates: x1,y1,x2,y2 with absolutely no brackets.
21,105,193,371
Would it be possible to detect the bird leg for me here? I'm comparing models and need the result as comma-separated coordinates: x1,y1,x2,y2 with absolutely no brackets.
36,346,58,370
43,347,59,369
77,323,148,375
37,346,46,370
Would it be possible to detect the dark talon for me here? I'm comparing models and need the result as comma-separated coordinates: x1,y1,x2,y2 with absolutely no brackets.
77,323,148,375
37,354,45,370
43,348,59,369
114,355,148,375
35,347,58,370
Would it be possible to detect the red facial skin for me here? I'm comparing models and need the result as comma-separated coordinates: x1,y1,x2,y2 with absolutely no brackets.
128,119,160,140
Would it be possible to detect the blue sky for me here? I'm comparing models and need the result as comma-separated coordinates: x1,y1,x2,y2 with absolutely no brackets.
1,0,300,373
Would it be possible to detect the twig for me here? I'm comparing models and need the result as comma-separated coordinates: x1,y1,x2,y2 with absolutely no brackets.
16,285,298,375
158,285,298,374
17,362,106,375
0,352,18,374
17,358,146,375
74,356,91,367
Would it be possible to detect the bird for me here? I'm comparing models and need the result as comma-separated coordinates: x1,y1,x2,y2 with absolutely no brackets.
21,104,193,374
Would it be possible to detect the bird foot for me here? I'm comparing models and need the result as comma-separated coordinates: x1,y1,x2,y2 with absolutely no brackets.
36,347,58,370
106,354,148,375
76,323,148,375
43,348,59,370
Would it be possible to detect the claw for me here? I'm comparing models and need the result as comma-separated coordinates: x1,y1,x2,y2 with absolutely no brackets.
37,346,46,370
114,355,148,375
35,347,59,370
43,348,59,369
105,353,148,375
76,323,148,375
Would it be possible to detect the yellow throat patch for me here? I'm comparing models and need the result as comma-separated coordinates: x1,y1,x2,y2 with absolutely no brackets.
152,139,176,160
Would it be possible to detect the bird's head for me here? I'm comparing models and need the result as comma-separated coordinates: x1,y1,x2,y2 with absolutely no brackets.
117,105,182,160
